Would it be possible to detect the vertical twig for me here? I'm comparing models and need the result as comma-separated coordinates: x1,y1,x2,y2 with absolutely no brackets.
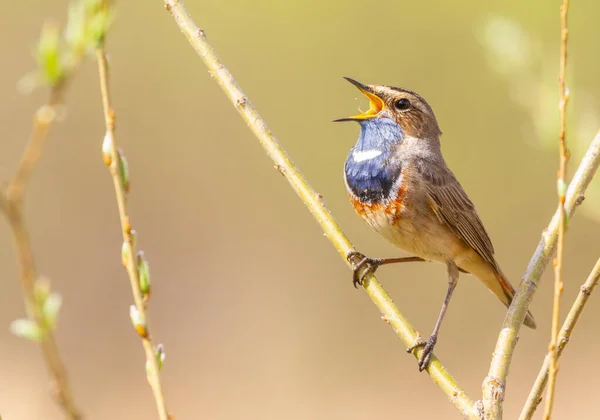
96,48,170,420
544,1,570,418
520,255,600,420
162,1,479,417
0,86,82,419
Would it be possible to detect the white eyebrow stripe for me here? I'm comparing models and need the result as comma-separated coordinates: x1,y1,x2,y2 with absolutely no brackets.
352,149,383,162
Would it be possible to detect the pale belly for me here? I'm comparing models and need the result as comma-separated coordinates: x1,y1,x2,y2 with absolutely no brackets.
355,198,469,266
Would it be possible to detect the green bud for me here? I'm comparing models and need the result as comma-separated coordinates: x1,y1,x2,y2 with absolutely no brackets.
121,240,131,267
43,292,63,329
37,22,63,86
10,319,44,341
118,149,130,193
85,8,114,46
155,344,166,371
146,344,166,374
33,277,51,308
130,230,137,250
137,251,151,297
557,178,567,199
84,0,101,8
63,1,86,55
83,0,96,9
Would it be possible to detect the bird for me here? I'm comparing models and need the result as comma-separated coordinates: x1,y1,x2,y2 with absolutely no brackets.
334,77,536,371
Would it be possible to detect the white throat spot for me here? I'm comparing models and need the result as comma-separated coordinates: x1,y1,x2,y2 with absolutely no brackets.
352,149,382,163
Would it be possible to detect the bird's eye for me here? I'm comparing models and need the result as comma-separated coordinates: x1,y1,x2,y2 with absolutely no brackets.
394,98,411,111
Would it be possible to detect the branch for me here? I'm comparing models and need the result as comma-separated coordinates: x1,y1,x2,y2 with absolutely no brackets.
544,1,570,418
480,131,600,418
162,1,478,417
1,3,115,416
0,86,81,419
520,256,600,420
97,48,170,420
6,88,63,201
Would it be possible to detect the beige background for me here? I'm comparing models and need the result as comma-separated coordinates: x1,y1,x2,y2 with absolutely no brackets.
1,0,599,419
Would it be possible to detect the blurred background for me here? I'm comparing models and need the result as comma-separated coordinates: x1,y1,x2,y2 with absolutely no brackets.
1,0,599,418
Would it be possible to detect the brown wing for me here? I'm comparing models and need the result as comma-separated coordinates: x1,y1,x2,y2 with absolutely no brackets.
422,166,498,269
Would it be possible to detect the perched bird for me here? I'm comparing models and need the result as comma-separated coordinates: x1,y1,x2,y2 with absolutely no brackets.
334,77,536,371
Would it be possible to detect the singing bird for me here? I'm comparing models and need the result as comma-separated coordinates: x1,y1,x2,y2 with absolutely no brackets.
335,78,536,371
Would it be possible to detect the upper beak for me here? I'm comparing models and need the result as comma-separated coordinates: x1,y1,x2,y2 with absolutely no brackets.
333,77,385,122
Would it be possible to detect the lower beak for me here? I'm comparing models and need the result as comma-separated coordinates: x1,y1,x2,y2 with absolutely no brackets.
333,77,385,122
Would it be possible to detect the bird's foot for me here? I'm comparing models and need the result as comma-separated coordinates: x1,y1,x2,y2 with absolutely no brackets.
346,251,384,288
407,334,437,372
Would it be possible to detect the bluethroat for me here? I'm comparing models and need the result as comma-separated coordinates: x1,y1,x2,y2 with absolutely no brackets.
335,78,536,371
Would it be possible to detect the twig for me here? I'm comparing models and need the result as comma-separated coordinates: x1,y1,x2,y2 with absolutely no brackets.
97,48,170,420
0,86,81,419
1,1,112,417
162,1,478,417
7,88,62,201
544,1,570,418
480,131,600,419
520,256,600,420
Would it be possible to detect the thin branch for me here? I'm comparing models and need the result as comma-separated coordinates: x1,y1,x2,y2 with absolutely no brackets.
0,2,113,417
480,131,600,419
96,48,170,420
0,86,81,419
544,1,570,418
520,256,600,420
7,87,64,202
162,1,478,417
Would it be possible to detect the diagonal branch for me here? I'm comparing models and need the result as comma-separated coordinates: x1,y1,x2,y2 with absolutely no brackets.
480,131,600,419
6,87,64,202
520,256,600,420
162,0,477,417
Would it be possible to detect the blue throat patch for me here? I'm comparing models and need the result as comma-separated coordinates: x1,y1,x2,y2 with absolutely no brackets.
344,117,404,203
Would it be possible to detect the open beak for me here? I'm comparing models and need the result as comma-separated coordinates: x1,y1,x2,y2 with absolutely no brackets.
333,77,385,122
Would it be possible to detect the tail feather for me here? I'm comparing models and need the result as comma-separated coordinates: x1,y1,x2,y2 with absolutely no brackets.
496,270,537,329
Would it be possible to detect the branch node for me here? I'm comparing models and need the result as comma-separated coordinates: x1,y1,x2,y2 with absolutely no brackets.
482,375,505,403
580,285,591,296
108,107,116,129
274,164,285,175
235,96,247,108
36,104,57,124
522,276,539,291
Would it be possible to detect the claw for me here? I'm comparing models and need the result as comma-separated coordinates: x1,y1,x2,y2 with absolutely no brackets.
346,251,381,288
407,335,437,372
346,251,363,263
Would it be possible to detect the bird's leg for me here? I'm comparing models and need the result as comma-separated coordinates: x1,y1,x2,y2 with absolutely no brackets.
407,261,459,371
346,251,426,288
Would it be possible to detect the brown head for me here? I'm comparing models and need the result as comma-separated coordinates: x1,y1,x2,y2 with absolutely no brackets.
335,77,442,140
